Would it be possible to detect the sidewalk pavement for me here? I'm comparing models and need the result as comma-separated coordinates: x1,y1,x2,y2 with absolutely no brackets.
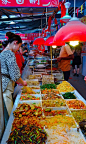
68,69,86,100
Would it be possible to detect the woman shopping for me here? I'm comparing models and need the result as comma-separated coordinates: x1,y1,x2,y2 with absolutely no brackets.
72,48,81,77
0,32,27,116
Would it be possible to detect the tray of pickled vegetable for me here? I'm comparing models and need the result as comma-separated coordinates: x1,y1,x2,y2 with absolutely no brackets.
42,75,54,85
45,126,86,144
20,94,41,100
57,81,75,93
25,79,40,86
41,89,59,95
21,86,40,94
66,100,86,109
29,74,42,80
43,108,70,116
29,86,40,89
42,99,66,107
71,110,86,124
13,103,42,118
40,115,77,128
40,84,57,90
40,116,85,143
42,93,62,100
62,92,76,99
7,116,47,144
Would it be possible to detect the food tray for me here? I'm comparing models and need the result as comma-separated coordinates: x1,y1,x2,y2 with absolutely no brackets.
32,89,41,94
36,64,46,68
25,79,40,86
40,115,78,129
21,89,41,94
29,86,40,89
41,94,63,100
43,107,71,116
70,109,86,124
13,102,42,118
35,56,44,60
20,94,41,101
28,74,42,80
19,99,42,106
41,89,59,95
40,84,57,90
42,75,54,85
33,72,47,75
45,127,86,144
42,99,66,108
66,99,86,110
61,91,77,99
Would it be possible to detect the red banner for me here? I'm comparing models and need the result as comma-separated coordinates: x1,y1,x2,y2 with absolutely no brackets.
0,0,59,7
18,33,39,40
5,33,39,40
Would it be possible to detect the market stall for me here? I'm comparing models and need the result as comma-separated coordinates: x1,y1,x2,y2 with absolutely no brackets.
1,75,86,144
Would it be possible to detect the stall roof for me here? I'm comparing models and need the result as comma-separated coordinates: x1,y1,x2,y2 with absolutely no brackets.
0,0,85,35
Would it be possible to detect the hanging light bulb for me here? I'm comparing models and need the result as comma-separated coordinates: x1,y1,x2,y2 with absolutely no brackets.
52,45,57,48
69,41,79,46
60,2,71,23
54,0,86,43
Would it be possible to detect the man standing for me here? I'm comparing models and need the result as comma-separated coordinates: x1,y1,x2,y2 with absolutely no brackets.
22,43,29,65
57,44,74,81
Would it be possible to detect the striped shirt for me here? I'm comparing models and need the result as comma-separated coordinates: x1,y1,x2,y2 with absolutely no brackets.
0,50,21,92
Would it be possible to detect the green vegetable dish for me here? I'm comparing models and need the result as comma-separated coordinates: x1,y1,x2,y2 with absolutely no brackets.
40,84,56,90
62,92,76,99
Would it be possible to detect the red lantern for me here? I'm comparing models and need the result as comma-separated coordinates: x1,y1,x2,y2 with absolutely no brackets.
33,38,45,45
54,18,86,43
45,36,65,46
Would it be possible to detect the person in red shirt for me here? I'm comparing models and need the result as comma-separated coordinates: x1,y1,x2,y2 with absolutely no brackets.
15,48,25,74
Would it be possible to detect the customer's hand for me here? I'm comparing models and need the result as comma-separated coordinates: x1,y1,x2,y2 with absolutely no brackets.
23,81,27,86
18,81,27,86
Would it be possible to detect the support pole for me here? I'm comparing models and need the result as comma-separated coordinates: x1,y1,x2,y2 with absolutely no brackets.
50,46,52,75
74,0,76,17
0,60,4,141
41,16,42,30
46,8,47,25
